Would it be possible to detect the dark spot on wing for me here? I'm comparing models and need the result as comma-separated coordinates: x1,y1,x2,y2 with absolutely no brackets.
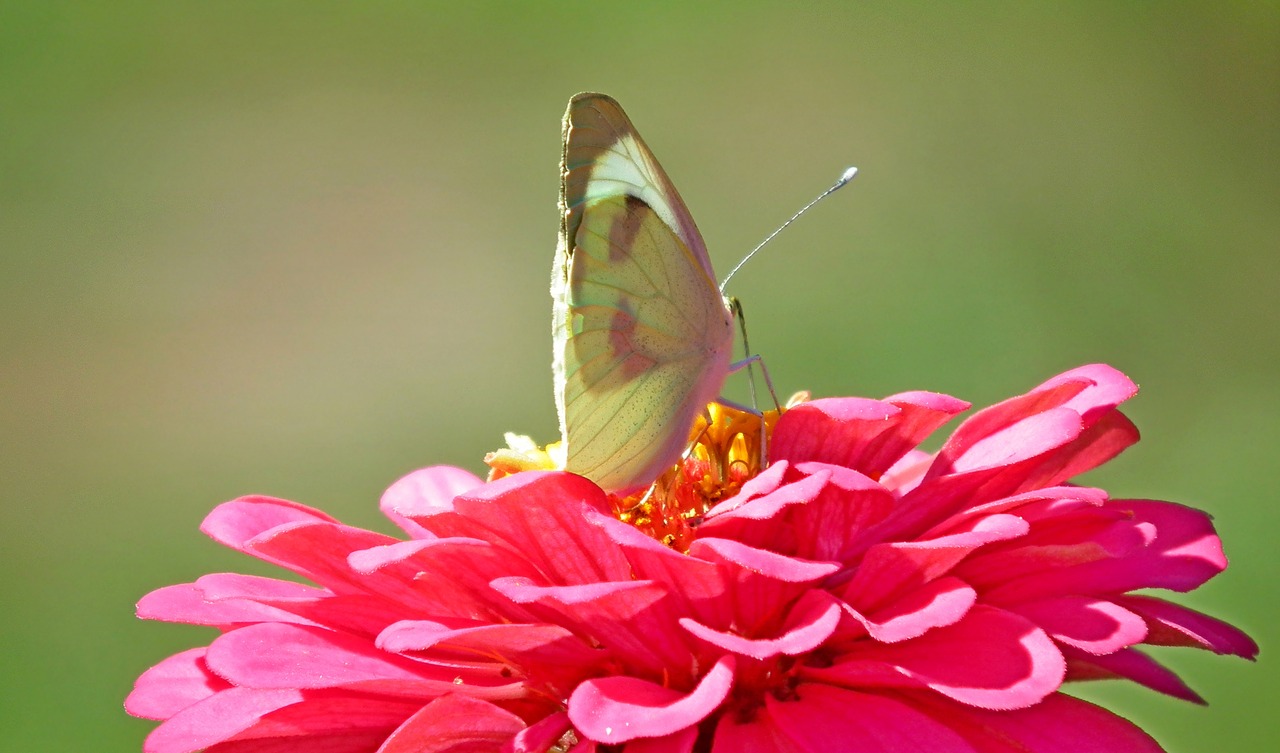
607,194,649,264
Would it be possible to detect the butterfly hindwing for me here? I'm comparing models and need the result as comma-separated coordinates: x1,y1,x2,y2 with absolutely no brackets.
553,93,735,493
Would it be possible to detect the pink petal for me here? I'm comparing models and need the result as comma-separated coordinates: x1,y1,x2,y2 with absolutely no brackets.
1118,595,1258,658
876,392,973,465
377,621,600,688
381,466,483,538
706,461,789,516
488,577,664,612
842,514,1028,612
1012,596,1147,655
136,583,316,628
205,623,519,700
127,648,226,720
206,731,391,752
423,472,633,586
503,712,571,753
621,726,698,753
377,694,525,753
489,577,686,676
772,393,969,478
786,464,897,561
770,397,900,468
377,619,581,658
879,449,933,495
349,538,442,573
1008,410,1140,493
710,710,800,753
233,692,425,739
585,510,732,628
809,606,1065,710
763,684,976,752
922,486,1109,538
188,574,408,637
843,576,977,644
936,366,1135,481
1098,500,1228,591
681,590,842,659
201,496,339,553
700,469,832,527
143,687,304,753
918,366,1140,504
984,500,1228,603
860,472,998,545
1034,364,1138,424
861,464,1091,555
937,408,1083,477
687,538,839,584
688,538,841,633
910,691,1165,753
568,655,736,744
928,375,1087,478
1064,646,1204,704
357,537,543,624
195,573,330,601
703,464,895,562
964,518,1153,603
245,521,449,612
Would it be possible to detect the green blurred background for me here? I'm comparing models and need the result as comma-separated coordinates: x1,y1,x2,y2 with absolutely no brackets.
2,2,1274,750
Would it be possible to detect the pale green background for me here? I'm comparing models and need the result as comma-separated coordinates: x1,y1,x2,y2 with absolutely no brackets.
2,3,1274,751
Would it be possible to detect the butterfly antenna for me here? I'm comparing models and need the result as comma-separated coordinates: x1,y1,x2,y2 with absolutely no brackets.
718,166,858,293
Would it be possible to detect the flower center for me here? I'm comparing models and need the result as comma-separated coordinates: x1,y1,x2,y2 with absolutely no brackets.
608,402,783,551
484,395,806,552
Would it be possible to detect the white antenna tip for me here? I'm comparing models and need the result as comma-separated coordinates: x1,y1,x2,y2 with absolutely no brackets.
718,164,859,292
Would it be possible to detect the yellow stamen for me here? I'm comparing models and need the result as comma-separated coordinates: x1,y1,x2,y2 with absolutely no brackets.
610,400,792,551
486,394,809,551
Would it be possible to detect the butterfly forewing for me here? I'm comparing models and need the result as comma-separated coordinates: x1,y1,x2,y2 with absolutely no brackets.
559,94,714,282
553,93,735,493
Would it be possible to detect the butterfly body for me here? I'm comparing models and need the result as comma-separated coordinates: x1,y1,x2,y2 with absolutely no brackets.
553,93,735,494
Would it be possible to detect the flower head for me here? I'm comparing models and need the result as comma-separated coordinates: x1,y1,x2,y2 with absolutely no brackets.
128,364,1255,752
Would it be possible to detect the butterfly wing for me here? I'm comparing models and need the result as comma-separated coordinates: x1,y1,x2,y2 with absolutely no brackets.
553,93,735,493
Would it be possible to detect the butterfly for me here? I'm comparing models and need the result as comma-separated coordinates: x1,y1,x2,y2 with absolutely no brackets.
552,93,738,494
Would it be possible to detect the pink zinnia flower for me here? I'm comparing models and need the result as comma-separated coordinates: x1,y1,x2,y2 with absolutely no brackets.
127,364,1255,752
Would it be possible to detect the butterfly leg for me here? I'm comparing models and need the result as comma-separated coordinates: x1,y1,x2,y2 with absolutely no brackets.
717,355,780,468
726,354,781,414
725,296,783,466
726,297,782,410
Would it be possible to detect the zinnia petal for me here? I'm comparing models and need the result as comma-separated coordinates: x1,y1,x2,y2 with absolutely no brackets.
377,694,526,753
912,691,1165,753
568,655,736,743
681,589,842,659
757,685,977,752
1117,594,1259,658
1011,596,1148,655
380,465,484,537
130,363,1252,753
205,622,520,699
771,392,969,479
1065,646,1205,704
127,648,226,720
809,606,1065,710
143,687,305,753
